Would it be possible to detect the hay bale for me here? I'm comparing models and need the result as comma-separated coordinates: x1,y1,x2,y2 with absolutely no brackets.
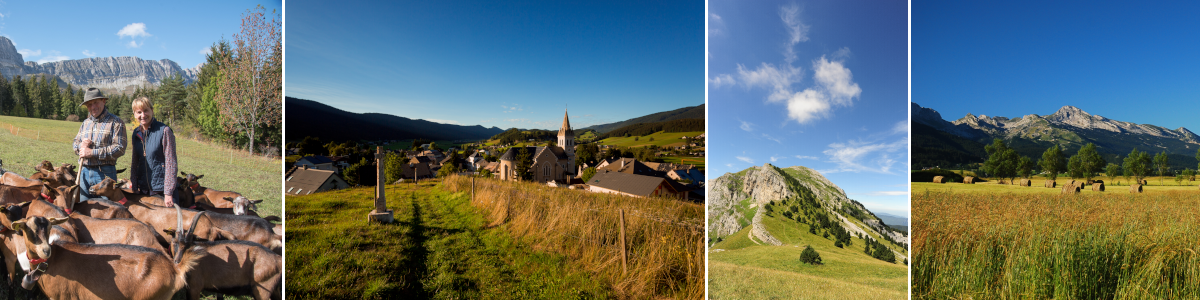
933,176,945,183
1044,180,1057,188
1093,180,1104,184
1091,183,1105,192
1019,179,1032,187
1130,184,1143,193
1061,184,1080,194
1140,179,1149,185
963,176,975,184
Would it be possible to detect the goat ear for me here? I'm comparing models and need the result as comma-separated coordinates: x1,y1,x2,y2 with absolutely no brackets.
250,199,263,204
10,219,25,231
162,229,177,237
180,171,187,176
48,217,69,225
195,175,204,180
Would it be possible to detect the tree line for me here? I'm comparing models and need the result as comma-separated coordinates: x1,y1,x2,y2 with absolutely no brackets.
980,138,1200,185
0,6,281,156
597,118,704,140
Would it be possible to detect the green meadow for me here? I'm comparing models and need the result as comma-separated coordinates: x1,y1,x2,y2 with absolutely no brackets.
596,131,702,148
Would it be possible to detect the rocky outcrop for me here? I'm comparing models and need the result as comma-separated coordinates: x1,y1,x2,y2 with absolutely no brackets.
0,36,197,91
707,172,749,238
943,104,1199,143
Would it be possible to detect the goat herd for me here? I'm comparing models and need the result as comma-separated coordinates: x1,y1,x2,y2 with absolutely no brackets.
0,160,281,300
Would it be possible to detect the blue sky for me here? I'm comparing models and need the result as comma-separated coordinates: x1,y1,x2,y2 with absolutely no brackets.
914,1,1200,131
708,1,909,216
0,0,280,70
285,0,703,130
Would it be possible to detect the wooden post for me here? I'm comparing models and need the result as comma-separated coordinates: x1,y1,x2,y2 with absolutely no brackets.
619,209,627,275
471,176,475,203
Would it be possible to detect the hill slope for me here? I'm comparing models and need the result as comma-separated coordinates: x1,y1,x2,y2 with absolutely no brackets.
581,104,704,134
285,97,505,142
707,164,908,298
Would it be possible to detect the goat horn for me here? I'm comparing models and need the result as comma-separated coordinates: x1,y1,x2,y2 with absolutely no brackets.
189,211,205,237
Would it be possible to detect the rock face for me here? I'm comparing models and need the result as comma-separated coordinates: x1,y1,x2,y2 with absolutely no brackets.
0,36,198,91
708,163,908,246
932,103,1199,143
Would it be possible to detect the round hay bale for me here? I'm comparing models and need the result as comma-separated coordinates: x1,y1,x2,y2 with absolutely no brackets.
1061,184,1080,194
1044,180,1057,188
963,176,975,184
932,176,945,183
1130,184,1143,193
1091,183,1105,192
1019,179,1032,187
1093,180,1104,184
1140,179,1148,185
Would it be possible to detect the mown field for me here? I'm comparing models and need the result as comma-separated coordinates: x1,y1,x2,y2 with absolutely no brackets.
914,175,1200,196
0,115,282,219
660,156,705,171
596,131,702,148
286,179,609,299
709,211,908,299
913,190,1200,299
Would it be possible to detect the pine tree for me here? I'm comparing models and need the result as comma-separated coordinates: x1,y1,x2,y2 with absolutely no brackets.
799,245,822,265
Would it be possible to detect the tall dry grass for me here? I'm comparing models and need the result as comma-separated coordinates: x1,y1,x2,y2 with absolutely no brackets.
443,175,705,299
913,190,1200,299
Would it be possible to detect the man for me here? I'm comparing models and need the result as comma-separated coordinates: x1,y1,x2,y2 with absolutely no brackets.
73,88,127,199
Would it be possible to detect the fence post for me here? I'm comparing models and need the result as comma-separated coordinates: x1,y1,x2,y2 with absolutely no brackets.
620,208,627,276
471,176,475,203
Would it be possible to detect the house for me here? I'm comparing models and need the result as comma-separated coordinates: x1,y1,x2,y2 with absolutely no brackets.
295,156,335,171
498,110,577,183
586,171,689,200
401,160,433,180
286,166,350,195
596,158,665,177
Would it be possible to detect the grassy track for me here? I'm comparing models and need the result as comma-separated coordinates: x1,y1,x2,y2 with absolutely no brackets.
709,211,908,299
596,131,702,148
285,180,610,299
0,115,282,219
913,190,1200,299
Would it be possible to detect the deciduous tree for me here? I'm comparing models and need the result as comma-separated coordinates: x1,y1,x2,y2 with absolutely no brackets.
1123,148,1151,183
216,5,282,156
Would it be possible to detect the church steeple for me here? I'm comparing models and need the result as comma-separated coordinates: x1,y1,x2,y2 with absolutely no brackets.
558,109,573,137
557,109,576,175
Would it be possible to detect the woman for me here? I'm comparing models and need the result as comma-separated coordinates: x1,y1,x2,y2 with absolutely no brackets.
128,96,181,207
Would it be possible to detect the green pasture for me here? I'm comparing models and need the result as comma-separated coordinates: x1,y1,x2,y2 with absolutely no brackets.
914,175,1200,195
596,131,702,148
709,209,908,299
0,115,282,220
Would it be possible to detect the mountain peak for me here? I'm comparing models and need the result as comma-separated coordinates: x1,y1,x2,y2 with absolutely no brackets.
1052,105,1089,117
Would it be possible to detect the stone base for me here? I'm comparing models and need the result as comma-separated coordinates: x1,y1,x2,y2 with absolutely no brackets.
368,209,394,224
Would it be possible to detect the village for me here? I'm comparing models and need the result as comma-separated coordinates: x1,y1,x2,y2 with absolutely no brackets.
285,110,705,202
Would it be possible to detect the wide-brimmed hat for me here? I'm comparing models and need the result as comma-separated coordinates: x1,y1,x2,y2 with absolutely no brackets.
81,88,108,106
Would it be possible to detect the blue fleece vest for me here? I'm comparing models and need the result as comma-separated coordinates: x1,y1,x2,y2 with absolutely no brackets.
132,120,167,193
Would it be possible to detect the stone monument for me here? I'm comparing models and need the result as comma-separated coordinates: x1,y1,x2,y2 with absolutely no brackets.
368,146,394,223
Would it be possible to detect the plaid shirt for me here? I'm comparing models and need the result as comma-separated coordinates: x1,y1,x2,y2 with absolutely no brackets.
73,108,127,166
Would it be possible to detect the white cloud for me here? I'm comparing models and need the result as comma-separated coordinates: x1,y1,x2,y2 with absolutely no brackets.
762,133,782,144
127,40,142,48
200,47,212,55
740,120,754,132
117,23,151,38
892,120,908,134
711,74,735,88
833,47,852,59
736,62,802,103
726,163,734,168
36,52,69,64
710,13,727,37
82,50,96,57
770,155,787,162
779,4,810,63
795,155,818,160
737,156,755,164
822,138,908,174
17,49,39,57
784,88,830,123
813,56,861,105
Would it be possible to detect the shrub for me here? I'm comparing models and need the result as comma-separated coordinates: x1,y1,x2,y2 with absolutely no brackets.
800,245,822,265
834,240,844,248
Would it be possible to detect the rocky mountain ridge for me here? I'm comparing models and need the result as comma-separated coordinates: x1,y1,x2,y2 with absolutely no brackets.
708,163,907,248
0,36,198,92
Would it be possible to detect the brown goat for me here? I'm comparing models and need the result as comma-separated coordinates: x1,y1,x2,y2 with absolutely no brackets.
191,196,282,223
166,212,282,300
90,178,236,246
182,172,240,208
10,214,204,299
93,178,278,252
0,200,165,254
44,184,134,219
0,172,43,205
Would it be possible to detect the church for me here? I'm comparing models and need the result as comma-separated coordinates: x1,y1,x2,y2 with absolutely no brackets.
498,110,577,184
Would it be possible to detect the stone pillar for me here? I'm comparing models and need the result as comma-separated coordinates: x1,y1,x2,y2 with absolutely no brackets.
368,146,394,223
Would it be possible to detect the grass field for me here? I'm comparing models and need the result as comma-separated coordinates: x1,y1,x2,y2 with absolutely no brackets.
0,115,282,219
709,210,908,299
914,175,1200,196
286,179,609,299
442,175,705,299
913,189,1200,299
596,131,702,148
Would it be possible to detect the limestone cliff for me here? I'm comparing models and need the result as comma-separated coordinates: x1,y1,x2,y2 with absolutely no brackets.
0,36,198,92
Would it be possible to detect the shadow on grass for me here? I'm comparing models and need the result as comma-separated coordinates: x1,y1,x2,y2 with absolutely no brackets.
394,198,430,298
